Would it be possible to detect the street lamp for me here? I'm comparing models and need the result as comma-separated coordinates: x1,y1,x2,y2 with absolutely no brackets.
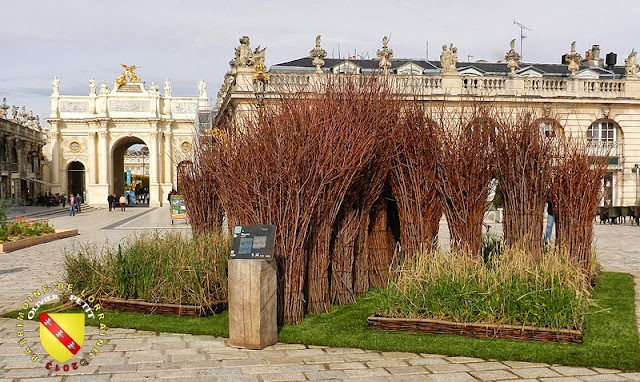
252,61,269,112
633,164,639,206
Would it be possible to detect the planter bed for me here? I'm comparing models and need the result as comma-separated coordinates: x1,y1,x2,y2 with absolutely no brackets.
101,297,227,317
367,315,583,344
0,229,79,253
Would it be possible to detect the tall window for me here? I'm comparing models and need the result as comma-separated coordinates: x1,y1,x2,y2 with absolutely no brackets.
587,121,615,144
587,120,617,157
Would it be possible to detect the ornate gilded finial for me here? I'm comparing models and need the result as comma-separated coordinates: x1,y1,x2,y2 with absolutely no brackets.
625,49,639,78
116,64,141,87
252,62,269,85
309,35,327,73
377,36,393,71
566,41,582,77
504,39,521,76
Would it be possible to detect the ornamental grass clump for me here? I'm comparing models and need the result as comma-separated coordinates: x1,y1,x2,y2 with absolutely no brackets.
377,245,592,330
64,232,229,309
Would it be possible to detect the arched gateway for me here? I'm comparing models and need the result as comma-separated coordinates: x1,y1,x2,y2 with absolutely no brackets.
45,66,205,207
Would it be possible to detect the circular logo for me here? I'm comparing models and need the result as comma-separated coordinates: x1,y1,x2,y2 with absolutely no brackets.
69,141,81,153
14,282,108,374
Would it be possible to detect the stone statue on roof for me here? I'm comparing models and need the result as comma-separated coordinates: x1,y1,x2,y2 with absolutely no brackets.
164,78,172,96
89,76,97,96
440,43,458,74
309,35,327,73
52,76,60,95
625,50,639,78
230,36,267,70
377,36,393,71
505,39,521,75
566,41,582,76
198,80,207,98
100,81,110,95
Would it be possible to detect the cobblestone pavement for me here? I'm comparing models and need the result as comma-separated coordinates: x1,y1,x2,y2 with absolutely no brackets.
0,206,639,381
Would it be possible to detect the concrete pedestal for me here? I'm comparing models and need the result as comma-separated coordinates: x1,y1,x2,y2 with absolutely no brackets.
228,259,278,349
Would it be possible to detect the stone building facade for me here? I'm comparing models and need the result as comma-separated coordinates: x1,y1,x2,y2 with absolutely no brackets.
0,98,47,203
46,66,206,207
214,36,640,206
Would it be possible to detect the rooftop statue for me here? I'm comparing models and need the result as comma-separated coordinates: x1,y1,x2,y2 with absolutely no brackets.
309,35,327,72
230,36,267,70
116,64,141,87
504,39,521,75
440,43,458,74
164,78,172,97
566,41,582,76
377,36,393,71
51,76,60,95
625,50,639,78
89,76,97,95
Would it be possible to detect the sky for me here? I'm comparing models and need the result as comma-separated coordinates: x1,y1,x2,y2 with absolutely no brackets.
2,0,639,128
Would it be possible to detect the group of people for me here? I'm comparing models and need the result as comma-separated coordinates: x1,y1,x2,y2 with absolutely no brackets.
107,193,130,212
67,193,83,216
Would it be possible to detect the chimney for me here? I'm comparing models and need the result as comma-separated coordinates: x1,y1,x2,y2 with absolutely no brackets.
606,52,617,71
587,44,604,67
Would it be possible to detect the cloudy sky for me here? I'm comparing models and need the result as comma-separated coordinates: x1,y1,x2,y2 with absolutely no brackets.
3,0,638,126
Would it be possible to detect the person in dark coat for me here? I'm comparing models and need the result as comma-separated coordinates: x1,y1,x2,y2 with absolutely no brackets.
107,194,114,211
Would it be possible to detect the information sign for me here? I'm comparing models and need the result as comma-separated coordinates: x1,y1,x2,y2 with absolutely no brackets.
170,195,187,223
230,225,276,260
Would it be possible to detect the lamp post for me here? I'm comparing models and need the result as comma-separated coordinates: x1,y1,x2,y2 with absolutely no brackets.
252,62,269,112
633,164,639,206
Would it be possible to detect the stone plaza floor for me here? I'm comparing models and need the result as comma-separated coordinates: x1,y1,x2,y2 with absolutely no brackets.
0,205,639,381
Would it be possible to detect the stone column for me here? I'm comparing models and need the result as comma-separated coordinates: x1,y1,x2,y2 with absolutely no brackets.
149,131,161,206
98,131,109,185
87,132,97,184
163,131,173,185
50,132,60,186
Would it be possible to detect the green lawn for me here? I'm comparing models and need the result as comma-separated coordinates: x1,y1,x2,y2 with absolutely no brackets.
4,272,639,370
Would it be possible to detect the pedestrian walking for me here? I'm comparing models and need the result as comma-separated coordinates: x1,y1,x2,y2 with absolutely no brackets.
544,199,555,243
107,194,114,211
61,192,67,208
119,194,126,212
112,193,118,211
69,195,76,216
75,193,82,213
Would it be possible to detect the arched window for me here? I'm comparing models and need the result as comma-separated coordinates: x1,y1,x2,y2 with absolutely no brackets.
587,120,620,157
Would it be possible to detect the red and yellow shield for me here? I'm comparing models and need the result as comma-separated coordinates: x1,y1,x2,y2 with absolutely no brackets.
39,313,85,363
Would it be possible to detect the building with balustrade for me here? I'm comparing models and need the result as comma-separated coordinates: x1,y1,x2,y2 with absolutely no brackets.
0,98,47,203
213,36,640,207
45,65,206,206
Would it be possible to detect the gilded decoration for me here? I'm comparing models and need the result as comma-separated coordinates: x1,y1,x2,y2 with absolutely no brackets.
180,141,192,153
116,64,142,87
69,141,81,153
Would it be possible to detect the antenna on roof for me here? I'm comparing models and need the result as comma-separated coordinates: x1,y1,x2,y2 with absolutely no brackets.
513,20,531,60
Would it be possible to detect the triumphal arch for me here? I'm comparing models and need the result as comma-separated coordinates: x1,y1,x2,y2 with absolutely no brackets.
45,65,207,207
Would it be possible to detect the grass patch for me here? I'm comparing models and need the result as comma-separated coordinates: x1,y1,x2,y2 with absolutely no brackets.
377,247,592,330
64,231,229,307
4,271,637,370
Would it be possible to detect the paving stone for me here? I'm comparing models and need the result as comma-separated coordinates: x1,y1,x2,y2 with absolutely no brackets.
381,351,418,359
343,368,391,378
408,357,451,366
220,358,265,367
386,365,429,375
424,363,471,373
552,366,599,376
260,372,308,381
344,352,385,361
15,378,63,382
282,364,326,373
591,368,622,374
619,372,640,381
365,359,408,368
326,361,367,370
578,375,628,381
264,356,306,365
470,369,519,380
426,372,478,381
305,370,348,380
170,353,207,363
503,360,552,369
62,375,111,382
511,367,562,378
301,354,347,364
446,356,484,363
467,361,510,371
388,375,433,382
538,377,583,382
